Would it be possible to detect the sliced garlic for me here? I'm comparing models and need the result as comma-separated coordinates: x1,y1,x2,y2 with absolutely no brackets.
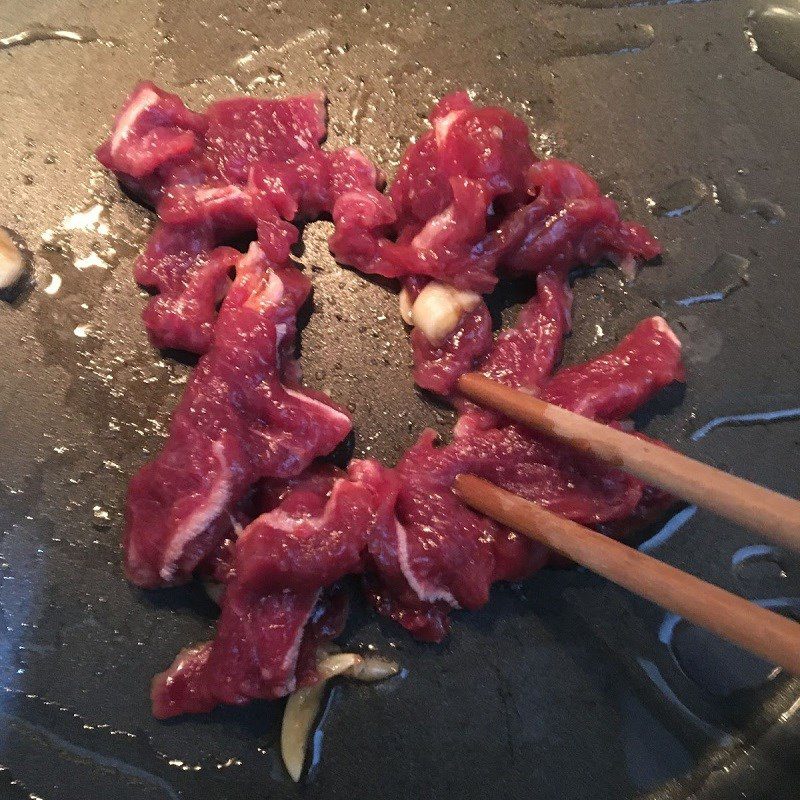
0,229,24,290
344,656,400,682
315,642,342,660
398,285,415,325
315,652,363,681
281,653,362,782
411,281,480,346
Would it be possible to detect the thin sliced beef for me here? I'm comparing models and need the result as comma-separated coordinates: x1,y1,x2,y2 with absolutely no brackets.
203,93,327,184
367,315,684,641
391,91,533,230
453,271,573,435
95,81,208,183
333,94,659,293
135,222,239,353
474,272,573,391
124,243,352,588
541,316,686,419
494,161,660,281
97,86,327,201
98,83,389,352
409,297,494,396
151,587,347,718
151,460,399,718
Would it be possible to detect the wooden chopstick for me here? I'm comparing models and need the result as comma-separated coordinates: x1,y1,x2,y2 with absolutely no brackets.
457,372,800,554
454,474,800,674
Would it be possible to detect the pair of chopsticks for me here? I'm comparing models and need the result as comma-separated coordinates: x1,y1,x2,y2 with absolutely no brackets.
453,373,800,674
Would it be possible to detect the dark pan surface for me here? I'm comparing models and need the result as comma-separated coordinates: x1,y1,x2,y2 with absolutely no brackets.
1,1,799,798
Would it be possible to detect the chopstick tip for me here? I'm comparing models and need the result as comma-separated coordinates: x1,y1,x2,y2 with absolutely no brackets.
453,473,482,500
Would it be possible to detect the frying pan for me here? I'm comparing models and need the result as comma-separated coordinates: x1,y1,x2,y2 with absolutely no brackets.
1,0,799,797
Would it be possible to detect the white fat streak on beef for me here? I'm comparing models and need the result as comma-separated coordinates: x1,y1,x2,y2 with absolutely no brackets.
283,387,351,432
110,85,160,156
271,589,322,692
433,109,468,149
241,477,357,688
241,242,285,307
411,205,457,250
410,109,471,252
193,185,248,204
159,440,232,583
155,245,296,583
264,477,347,534
394,518,459,607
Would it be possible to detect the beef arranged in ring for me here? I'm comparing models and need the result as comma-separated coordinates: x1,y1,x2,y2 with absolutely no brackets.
99,83,682,717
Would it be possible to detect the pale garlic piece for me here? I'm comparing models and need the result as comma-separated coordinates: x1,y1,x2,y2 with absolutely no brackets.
0,229,24,290
398,285,415,325
281,653,362,782
410,281,480,345
344,656,400,682
315,642,342,659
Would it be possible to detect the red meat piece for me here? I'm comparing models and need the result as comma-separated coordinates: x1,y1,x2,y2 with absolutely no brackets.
151,460,399,717
204,92,327,184
333,94,659,293
453,272,573,433
542,316,686,418
142,150,386,349
151,587,348,718
410,298,494,396
124,243,352,589
367,315,684,641
135,222,239,353
95,81,208,180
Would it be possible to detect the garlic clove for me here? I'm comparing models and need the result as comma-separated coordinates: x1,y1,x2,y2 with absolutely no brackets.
453,288,481,313
0,229,24,290
281,653,362,782
344,656,400,682
411,281,480,345
398,285,415,325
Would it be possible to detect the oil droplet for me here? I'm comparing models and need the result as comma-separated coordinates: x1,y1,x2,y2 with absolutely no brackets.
716,177,785,222
750,196,786,222
673,315,724,365
554,21,655,59
647,177,709,218
166,759,202,772
92,505,111,530
747,2,800,81
74,252,110,271
0,25,104,49
62,203,107,233
731,544,788,581
660,610,783,697
715,176,749,213
674,253,750,306
43,273,61,295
